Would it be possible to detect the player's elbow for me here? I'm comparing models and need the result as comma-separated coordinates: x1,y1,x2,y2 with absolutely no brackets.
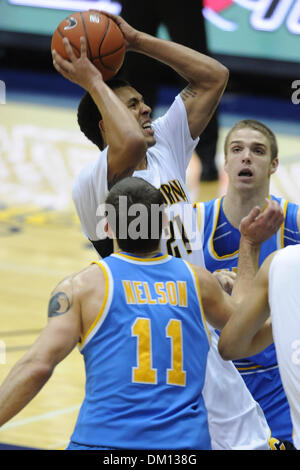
22,357,54,385
121,133,148,167
217,336,237,361
33,361,54,382
125,132,147,156
203,62,229,92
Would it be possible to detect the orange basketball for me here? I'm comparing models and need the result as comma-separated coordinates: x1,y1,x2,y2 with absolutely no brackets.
51,11,126,81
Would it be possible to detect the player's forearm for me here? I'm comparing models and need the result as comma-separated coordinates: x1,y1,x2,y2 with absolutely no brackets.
231,237,260,304
88,79,145,151
132,32,228,89
0,357,52,427
219,309,272,360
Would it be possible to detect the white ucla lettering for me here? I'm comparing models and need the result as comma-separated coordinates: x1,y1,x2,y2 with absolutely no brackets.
286,0,300,34
205,0,300,34
250,0,294,32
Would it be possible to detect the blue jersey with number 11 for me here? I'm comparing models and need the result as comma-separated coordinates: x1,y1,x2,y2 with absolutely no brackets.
69,252,211,450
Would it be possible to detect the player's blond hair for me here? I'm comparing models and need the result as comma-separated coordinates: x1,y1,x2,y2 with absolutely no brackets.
224,119,278,161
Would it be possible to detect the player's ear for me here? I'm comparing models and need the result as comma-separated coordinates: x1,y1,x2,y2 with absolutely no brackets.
270,157,279,175
223,152,228,172
162,210,168,231
104,220,114,239
99,120,105,136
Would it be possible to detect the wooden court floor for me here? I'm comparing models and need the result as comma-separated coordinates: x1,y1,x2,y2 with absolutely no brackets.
0,212,92,449
0,99,299,449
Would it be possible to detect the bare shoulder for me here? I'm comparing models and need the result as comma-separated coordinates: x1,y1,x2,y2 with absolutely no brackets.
52,264,106,301
189,263,218,296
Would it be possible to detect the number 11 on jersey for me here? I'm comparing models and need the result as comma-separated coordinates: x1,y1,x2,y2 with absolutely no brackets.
131,317,186,386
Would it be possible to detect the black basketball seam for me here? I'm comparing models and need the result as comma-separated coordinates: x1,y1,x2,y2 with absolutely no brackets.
92,42,125,60
56,27,81,55
80,11,93,58
97,17,112,69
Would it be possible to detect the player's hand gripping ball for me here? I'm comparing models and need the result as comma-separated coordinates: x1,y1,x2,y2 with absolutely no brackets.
51,11,126,81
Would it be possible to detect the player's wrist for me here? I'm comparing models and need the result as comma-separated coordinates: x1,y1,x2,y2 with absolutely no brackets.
85,73,104,95
128,30,151,53
239,235,261,251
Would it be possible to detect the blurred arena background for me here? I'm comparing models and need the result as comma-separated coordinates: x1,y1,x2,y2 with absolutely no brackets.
0,0,299,450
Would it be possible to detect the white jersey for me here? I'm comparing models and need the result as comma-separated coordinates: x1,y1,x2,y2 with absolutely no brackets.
72,94,270,450
73,94,204,266
269,246,300,449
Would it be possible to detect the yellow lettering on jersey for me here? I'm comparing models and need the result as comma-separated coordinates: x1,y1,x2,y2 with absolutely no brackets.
166,319,186,386
143,282,157,304
122,280,136,304
133,281,146,304
160,184,176,205
155,282,168,304
169,179,188,203
177,281,187,307
132,318,157,384
159,179,188,207
166,281,177,306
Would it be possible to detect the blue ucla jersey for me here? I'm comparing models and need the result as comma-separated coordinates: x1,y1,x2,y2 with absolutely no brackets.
195,195,300,441
69,252,211,450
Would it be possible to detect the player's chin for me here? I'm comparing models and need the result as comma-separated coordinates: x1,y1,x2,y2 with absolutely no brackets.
145,134,156,148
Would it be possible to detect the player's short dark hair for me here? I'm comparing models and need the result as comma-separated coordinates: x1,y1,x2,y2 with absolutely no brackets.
105,177,165,253
224,119,278,161
77,78,132,151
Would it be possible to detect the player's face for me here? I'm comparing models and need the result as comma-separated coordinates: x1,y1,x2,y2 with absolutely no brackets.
224,128,278,190
114,86,156,148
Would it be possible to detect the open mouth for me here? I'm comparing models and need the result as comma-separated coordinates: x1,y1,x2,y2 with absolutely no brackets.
238,168,253,178
141,122,154,136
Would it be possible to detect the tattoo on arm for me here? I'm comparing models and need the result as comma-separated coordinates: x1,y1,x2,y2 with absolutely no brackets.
48,292,71,318
108,166,136,191
181,85,198,102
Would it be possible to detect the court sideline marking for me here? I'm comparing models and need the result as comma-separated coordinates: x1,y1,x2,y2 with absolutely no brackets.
0,404,81,431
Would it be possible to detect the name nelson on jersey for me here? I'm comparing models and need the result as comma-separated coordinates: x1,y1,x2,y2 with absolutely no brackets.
122,279,188,307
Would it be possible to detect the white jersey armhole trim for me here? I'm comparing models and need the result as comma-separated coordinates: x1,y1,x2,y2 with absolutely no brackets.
78,260,114,352
183,260,211,346
276,198,287,249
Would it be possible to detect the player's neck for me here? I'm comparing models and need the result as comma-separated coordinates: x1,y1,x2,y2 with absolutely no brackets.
223,187,270,229
135,156,148,171
113,239,162,258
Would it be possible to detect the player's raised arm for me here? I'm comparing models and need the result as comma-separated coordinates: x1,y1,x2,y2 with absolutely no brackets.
105,12,229,139
218,254,275,361
194,199,283,331
52,36,147,186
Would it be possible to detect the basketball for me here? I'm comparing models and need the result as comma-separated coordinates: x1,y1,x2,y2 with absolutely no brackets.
51,11,126,81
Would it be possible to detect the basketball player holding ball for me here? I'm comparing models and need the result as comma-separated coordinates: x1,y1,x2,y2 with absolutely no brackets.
52,12,274,450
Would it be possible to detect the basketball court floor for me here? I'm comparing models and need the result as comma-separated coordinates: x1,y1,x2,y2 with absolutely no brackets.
0,80,299,450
